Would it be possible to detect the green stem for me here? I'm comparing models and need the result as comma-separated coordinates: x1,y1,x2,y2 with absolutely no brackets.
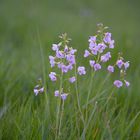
55,72,63,140
58,100,65,137
85,70,95,121
74,64,85,139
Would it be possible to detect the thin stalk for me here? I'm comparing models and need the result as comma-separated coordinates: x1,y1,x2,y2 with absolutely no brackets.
85,70,95,123
58,100,65,137
74,64,85,139
55,72,63,140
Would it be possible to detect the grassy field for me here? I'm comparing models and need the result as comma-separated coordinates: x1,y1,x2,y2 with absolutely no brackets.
0,0,140,139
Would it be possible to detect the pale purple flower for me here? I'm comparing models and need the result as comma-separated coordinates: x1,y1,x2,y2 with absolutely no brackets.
66,54,75,65
39,87,44,93
124,80,130,87
107,65,114,73
97,43,107,53
34,89,39,96
101,52,111,62
70,49,77,55
88,36,96,43
116,59,124,68
69,76,76,83
56,51,65,58
89,36,97,48
89,60,95,67
94,63,101,71
78,66,86,75
61,64,68,73
91,48,98,55
34,85,44,96
84,50,90,57
64,45,68,52
104,32,112,43
109,40,115,49
52,44,59,51
54,90,60,97
49,56,55,67
49,72,57,81
114,80,123,88
67,64,73,70
124,61,129,70
61,93,68,100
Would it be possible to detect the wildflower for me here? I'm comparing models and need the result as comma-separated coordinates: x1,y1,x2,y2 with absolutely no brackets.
91,47,98,55
69,76,76,83
104,32,112,43
78,66,86,75
124,61,129,70
94,63,101,71
49,72,57,81
101,52,111,62
97,43,107,53
54,90,60,97
61,93,68,100
66,54,75,65
116,59,123,68
33,85,44,96
61,64,68,73
124,80,130,87
114,80,123,88
34,89,39,96
88,36,96,48
107,65,114,73
89,60,95,67
84,50,90,57
49,56,55,67
56,51,65,58
109,40,115,49
52,44,59,51
70,49,77,55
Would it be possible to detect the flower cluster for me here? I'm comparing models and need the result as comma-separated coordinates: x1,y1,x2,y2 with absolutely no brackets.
113,56,130,88
83,24,130,88
33,78,44,96
48,33,86,100
84,24,114,72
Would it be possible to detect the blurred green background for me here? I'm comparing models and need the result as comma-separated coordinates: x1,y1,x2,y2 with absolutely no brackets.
0,0,140,139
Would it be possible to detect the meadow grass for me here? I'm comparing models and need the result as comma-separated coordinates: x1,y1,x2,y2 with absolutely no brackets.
0,0,140,139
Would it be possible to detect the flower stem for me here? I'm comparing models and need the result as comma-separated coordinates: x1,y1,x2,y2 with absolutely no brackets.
74,64,85,139
84,69,95,132
58,100,65,137
55,72,63,140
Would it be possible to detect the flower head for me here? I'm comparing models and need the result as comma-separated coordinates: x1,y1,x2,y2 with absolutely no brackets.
94,63,101,71
61,93,68,100
34,85,44,96
124,61,130,70
101,52,111,62
49,72,57,81
84,50,90,57
78,66,86,75
49,56,55,67
89,60,95,67
69,76,76,83
114,80,123,88
104,32,112,43
52,44,59,51
107,65,114,73
116,59,124,69
124,80,130,87
54,90,60,97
